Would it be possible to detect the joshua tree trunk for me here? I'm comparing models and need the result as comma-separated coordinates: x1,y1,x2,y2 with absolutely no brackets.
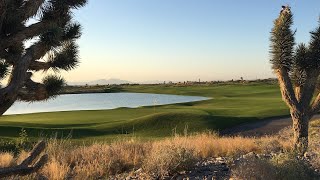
0,100,15,115
270,6,320,155
0,141,48,178
291,111,310,154
0,50,33,115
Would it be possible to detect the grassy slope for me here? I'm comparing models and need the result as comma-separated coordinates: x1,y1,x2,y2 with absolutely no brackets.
0,83,289,140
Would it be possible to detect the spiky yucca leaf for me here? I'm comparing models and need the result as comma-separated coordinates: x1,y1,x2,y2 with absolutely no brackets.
291,44,309,86
63,23,82,40
40,0,87,21
309,22,320,68
0,61,9,80
270,6,295,71
40,1,72,25
40,27,63,47
20,0,45,20
0,0,25,35
42,75,66,97
64,0,88,9
291,69,306,87
49,41,79,71
295,44,311,69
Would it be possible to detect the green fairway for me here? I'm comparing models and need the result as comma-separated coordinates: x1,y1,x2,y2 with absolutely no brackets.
0,83,289,140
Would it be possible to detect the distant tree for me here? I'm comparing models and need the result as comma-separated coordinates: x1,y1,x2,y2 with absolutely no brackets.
0,0,87,115
270,6,320,154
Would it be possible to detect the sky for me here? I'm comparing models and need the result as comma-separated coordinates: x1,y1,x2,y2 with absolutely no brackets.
51,0,320,83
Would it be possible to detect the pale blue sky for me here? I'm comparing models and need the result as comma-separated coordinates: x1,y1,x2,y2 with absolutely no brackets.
58,0,320,82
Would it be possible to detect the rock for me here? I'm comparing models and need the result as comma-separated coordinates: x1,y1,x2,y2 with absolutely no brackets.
304,152,316,159
221,167,229,172
220,162,227,166
175,175,185,180
242,152,256,159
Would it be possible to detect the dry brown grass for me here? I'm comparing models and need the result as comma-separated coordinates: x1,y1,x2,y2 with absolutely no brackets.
42,158,70,180
231,153,319,180
67,141,150,179
143,139,198,178
0,152,14,168
231,122,320,180
308,120,320,170
0,125,315,179
178,132,292,158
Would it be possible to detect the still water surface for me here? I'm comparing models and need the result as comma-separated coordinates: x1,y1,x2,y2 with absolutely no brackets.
5,93,210,115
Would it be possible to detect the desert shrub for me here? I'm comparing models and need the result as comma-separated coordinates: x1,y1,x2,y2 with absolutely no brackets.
232,153,319,180
0,140,18,154
42,158,70,180
15,129,34,153
231,156,277,179
0,129,34,155
272,153,319,180
143,141,198,178
257,138,283,154
308,121,320,170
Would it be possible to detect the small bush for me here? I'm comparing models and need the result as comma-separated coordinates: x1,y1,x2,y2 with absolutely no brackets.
42,158,70,180
15,129,33,152
232,153,319,180
231,156,277,179
272,153,319,180
143,141,198,178
257,139,283,154
0,140,18,154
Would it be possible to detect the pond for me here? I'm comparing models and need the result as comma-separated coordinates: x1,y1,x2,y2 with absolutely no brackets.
4,93,210,115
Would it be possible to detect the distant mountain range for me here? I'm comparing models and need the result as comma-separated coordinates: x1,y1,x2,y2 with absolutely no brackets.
68,78,169,86
68,78,134,85
67,78,168,86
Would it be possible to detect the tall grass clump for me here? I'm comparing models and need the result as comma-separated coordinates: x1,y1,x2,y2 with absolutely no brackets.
68,141,150,179
143,139,198,178
231,153,319,180
0,152,14,168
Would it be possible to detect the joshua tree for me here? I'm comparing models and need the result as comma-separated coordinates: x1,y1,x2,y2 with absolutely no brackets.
270,6,320,154
0,0,87,115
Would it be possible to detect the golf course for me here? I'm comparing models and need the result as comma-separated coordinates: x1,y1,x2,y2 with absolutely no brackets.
0,82,290,141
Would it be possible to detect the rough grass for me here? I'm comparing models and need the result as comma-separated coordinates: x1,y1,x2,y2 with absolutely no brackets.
0,131,294,179
1,119,319,179
0,152,14,168
232,153,320,180
0,83,289,140
231,153,319,180
231,121,320,180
